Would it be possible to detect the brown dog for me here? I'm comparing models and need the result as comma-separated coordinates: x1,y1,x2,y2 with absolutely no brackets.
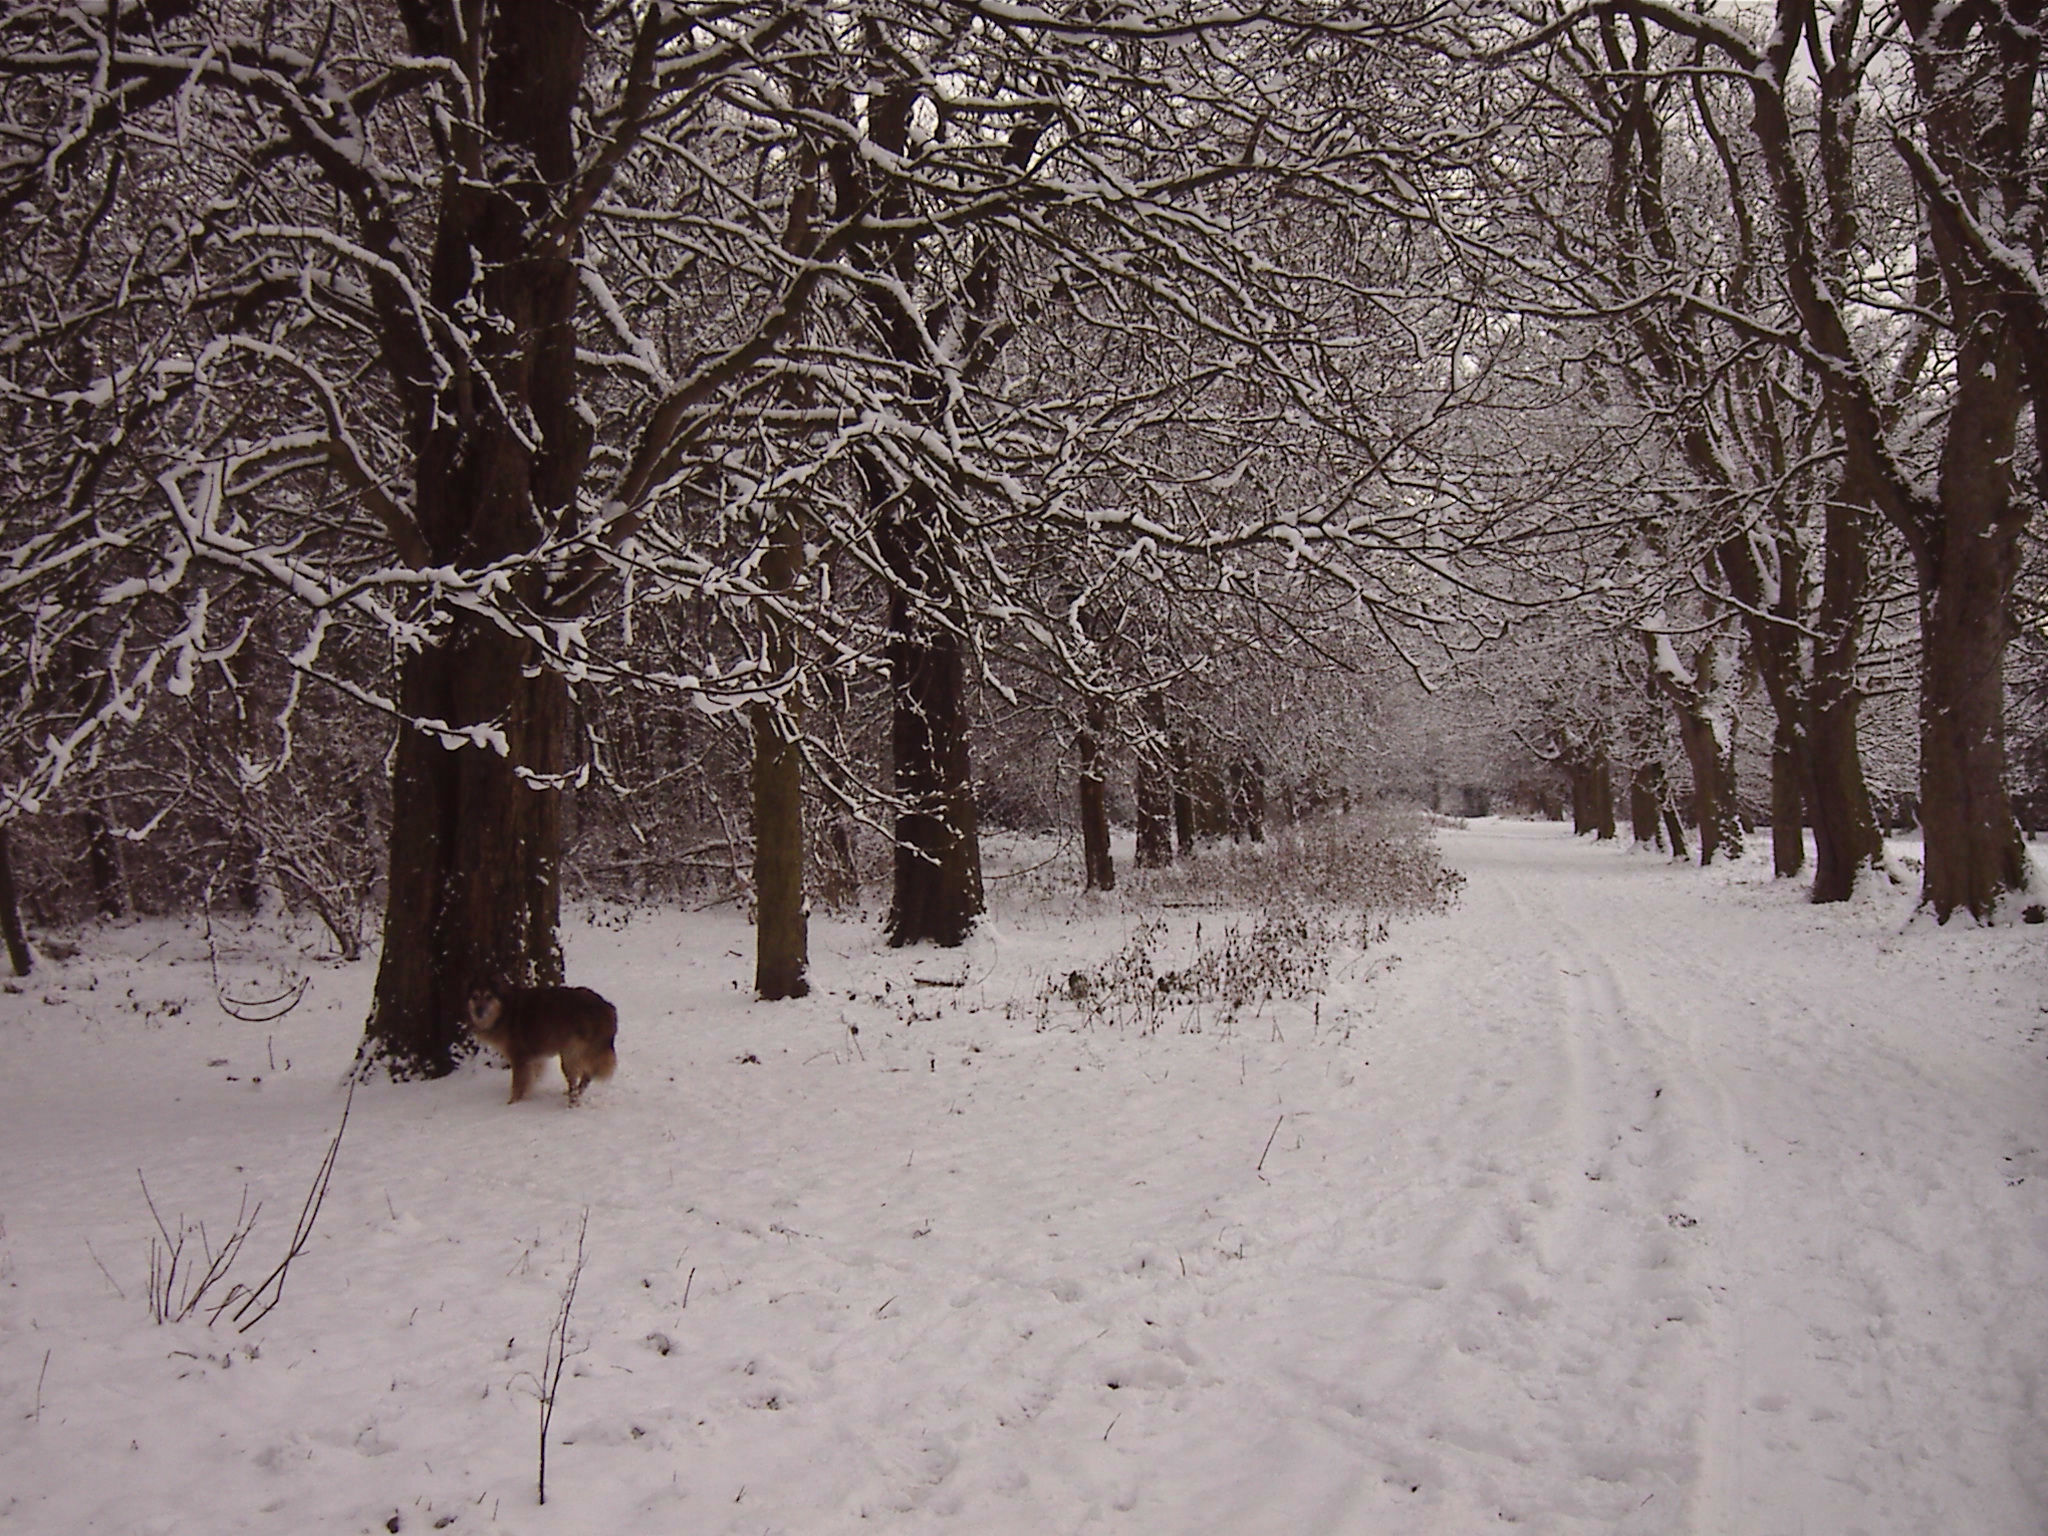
465,984,618,1104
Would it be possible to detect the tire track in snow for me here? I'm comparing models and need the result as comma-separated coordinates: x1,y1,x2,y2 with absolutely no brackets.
1092,824,2045,1536
1589,915,2015,1536
1554,892,1933,1536
1168,836,1723,1533
1478,823,2048,1536
1543,919,1740,1536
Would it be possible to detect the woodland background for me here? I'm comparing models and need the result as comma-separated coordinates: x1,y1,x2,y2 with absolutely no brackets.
2,0,2045,1077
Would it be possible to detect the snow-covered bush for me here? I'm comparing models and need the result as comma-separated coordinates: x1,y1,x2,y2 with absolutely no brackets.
1127,804,1463,918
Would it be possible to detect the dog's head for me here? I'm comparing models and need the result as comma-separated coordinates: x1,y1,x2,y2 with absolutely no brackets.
464,985,504,1036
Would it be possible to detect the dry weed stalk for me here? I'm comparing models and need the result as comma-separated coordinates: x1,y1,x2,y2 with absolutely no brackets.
139,1078,353,1331
537,1210,590,1506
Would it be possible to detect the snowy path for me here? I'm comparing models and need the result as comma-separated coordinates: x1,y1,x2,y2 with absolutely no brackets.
1254,821,2048,1536
2,820,2045,1535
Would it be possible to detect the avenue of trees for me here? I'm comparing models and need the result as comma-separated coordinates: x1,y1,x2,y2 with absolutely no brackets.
0,0,2040,1077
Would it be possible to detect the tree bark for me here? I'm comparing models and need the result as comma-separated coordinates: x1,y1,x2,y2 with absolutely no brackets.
364,622,568,1078
1737,0,2028,916
1712,531,1810,879
1077,705,1115,892
837,60,986,949
1645,631,1744,865
1917,536,2029,920
751,702,809,998
0,824,31,976
80,805,124,917
1662,804,1689,861
1170,730,1197,859
1769,718,1804,877
1590,758,1616,841
750,515,809,999
880,494,983,948
1806,488,1885,901
1628,763,1661,846
1712,486,1884,898
1670,703,1742,866
1569,755,1616,841
1134,693,1173,869
360,0,591,1077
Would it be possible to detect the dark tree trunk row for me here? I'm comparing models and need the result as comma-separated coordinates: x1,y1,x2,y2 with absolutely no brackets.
1734,0,2034,919
1713,499,1883,899
1591,12,1885,902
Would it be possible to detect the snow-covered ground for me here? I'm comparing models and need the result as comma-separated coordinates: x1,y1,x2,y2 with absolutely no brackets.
2,819,2045,1535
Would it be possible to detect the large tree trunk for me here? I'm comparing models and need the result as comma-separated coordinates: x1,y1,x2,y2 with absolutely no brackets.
363,623,568,1078
1806,489,1884,901
360,0,592,1077
1712,529,1813,881
1917,543,2028,920
1134,694,1174,869
1590,761,1616,841
0,824,31,976
1912,340,2030,919
1628,763,1662,846
842,62,984,949
750,517,809,999
1646,631,1744,865
1170,730,1197,859
751,703,809,997
880,497,982,948
1077,705,1115,892
1569,755,1616,840
883,610,982,945
1769,719,1804,877
1662,803,1689,862
1671,704,1742,866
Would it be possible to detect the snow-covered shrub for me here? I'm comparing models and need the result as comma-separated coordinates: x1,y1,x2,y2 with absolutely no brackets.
1128,804,1463,918
1038,808,1460,1035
